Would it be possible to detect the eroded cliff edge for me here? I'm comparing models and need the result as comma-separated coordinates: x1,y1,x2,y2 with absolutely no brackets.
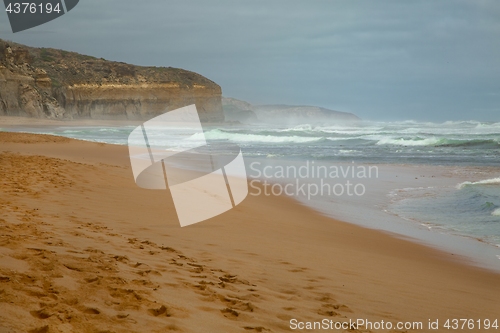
0,39,223,121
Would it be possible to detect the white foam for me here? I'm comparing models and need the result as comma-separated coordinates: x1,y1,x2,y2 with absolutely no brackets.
189,129,321,143
279,124,384,135
442,120,481,126
475,122,500,129
375,137,442,146
492,208,500,216
457,177,500,189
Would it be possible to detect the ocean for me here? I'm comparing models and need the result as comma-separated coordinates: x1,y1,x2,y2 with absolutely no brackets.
12,120,499,165
3,119,500,269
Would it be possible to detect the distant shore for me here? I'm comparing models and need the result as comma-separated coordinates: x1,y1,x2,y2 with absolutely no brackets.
0,115,240,128
0,132,499,332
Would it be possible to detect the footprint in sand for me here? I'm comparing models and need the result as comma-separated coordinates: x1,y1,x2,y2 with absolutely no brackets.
147,305,171,317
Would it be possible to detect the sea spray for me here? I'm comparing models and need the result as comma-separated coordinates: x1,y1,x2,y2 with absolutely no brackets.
457,177,500,189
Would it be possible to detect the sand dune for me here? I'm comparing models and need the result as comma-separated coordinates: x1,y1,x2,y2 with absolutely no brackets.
0,132,499,332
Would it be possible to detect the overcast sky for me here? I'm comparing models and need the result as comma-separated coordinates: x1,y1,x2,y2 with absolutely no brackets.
1,0,499,121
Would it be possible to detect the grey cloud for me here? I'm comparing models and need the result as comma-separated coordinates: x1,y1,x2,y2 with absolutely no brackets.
0,0,499,121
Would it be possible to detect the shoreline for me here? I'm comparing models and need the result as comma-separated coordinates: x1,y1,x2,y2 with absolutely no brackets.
2,122,500,270
0,132,499,332
246,157,500,272
0,115,237,128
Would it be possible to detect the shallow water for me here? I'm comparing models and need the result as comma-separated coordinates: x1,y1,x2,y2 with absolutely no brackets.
390,179,500,246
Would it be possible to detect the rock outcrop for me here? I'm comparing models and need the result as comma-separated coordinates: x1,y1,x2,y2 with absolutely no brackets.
221,97,258,123
0,39,224,121
222,97,360,124
253,104,360,124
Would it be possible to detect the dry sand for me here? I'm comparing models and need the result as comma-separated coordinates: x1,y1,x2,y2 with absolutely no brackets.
0,132,499,333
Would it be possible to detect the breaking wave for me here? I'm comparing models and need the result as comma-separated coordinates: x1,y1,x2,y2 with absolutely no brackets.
457,178,500,189
376,137,499,147
189,129,322,143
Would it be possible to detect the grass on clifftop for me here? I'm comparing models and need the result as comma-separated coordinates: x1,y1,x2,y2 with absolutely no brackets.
0,39,220,90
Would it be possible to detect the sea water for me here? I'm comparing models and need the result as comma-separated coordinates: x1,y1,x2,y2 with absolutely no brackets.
3,120,500,268
9,120,499,165
390,178,500,246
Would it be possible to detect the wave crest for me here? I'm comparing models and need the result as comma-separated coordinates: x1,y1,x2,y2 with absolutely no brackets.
189,129,322,143
376,137,499,147
457,178,500,189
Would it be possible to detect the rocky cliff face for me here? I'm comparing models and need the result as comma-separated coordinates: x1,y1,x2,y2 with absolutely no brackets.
0,40,224,121
221,97,258,123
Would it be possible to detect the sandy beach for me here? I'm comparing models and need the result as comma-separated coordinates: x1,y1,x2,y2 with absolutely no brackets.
0,132,499,333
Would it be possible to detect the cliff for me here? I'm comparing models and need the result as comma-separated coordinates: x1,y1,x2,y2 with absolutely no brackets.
222,97,360,124
221,97,258,123
0,39,224,121
253,104,360,123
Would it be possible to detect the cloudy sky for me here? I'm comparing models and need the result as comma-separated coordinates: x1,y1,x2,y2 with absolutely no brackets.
1,0,499,121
